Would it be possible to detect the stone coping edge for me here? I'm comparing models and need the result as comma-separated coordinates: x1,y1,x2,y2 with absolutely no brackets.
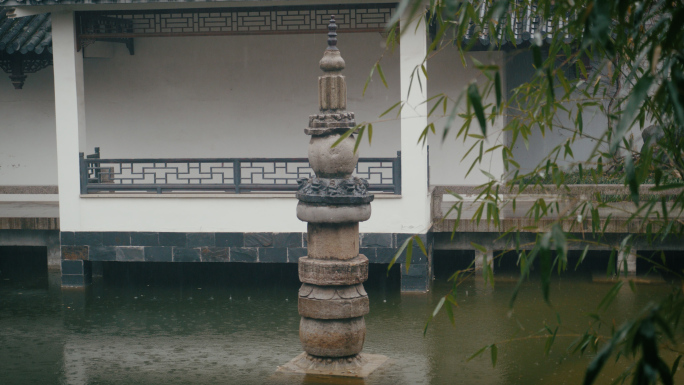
433,184,679,196
80,193,401,199
0,186,58,194
0,195,59,202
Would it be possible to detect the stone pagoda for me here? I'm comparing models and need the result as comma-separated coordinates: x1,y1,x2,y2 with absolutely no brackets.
279,16,388,378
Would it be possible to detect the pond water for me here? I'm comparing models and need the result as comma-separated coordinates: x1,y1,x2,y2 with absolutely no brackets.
1,250,681,385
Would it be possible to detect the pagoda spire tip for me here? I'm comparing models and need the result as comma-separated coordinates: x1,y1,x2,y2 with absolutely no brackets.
319,15,345,72
327,15,338,51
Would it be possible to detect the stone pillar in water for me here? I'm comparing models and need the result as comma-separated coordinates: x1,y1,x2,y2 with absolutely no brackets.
280,16,387,377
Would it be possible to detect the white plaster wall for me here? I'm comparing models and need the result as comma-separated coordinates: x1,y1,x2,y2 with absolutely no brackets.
74,195,418,233
0,68,57,185
83,33,400,158
427,50,506,185
0,31,403,184
504,50,611,172
54,27,433,234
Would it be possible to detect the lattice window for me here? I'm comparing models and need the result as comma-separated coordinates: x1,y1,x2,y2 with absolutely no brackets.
77,4,396,43
82,156,400,194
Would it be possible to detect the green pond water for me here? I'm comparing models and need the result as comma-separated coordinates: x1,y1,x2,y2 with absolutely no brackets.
1,251,682,385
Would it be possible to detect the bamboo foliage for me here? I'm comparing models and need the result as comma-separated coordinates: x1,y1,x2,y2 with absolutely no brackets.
375,1,684,383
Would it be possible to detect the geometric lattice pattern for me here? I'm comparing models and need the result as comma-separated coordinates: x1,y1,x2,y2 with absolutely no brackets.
81,155,401,194
77,4,395,41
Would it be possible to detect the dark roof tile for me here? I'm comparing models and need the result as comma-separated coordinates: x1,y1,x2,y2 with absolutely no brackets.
0,11,51,55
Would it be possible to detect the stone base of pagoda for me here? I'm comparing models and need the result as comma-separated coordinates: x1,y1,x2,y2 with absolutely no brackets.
277,352,389,378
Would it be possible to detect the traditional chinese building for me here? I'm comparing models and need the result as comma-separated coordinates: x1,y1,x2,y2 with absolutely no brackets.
0,0,613,291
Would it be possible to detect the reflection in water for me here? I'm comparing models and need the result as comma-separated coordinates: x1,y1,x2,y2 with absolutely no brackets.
0,257,681,385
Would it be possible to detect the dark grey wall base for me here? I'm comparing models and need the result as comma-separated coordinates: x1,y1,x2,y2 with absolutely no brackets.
61,260,92,287
60,231,433,292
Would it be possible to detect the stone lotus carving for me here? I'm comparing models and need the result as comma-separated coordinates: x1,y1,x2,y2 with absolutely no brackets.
296,177,372,204
305,112,357,136
308,112,355,127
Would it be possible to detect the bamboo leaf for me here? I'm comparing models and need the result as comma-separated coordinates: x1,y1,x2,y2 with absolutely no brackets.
467,83,487,136
467,345,489,362
405,240,413,274
331,126,360,148
544,329,557,356
649,183,684,191
418,123,434,146
428,96,445,117
546,68,555,107
481,169,497,180
659,356,675,385
597,281,623,312
495,71,502,111
380,101,402,118
490,344,498,368
610,75,652,152
386,0,414,30
471,242,487,253
388,235,412,273
624,154,639,205
416,66,423,93
376,63,388,88
423,296,446,336
432,296,445,318
540,232,552,304
671,355,682,378
510,247,538,308
414,235,428,257
667,75,684,127
585,346,614,384
445,299,455,325
532,45,543,70
607,249,616,276
363,66,375,97
557,67,571,95
552,224,567,268
367,123,373,145
442,91,465,142
577,59,588,79
353,127,365,154
575,245,590,270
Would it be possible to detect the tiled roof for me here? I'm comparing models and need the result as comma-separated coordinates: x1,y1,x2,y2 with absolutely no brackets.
0,10,51,55
461,4,573,47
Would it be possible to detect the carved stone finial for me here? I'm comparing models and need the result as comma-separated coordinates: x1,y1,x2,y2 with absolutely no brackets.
319,15,345,73
327,15,338,50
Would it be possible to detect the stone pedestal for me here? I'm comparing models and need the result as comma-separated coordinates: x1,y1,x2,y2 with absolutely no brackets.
279,16,388,378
